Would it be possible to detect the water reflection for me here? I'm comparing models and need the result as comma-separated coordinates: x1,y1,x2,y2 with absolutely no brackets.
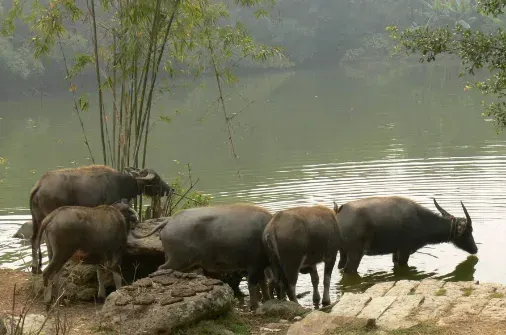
337,255,479,297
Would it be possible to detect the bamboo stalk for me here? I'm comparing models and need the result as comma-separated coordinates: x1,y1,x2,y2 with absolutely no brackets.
89,0,108,165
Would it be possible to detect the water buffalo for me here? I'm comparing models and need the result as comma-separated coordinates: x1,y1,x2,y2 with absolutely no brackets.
34,201,139,307
29,164,172,274
262,205,342,307
336,196,478,274
132,204,273,309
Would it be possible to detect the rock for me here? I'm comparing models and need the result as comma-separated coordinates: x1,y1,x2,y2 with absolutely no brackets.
255,300,310,319
293,316,302,321
13,220,45,243
286,311,376,335
30,263,112,302
330,292,372,317
126,219,165,256
0,317,6,335
99,269,234,334
376,295,424,330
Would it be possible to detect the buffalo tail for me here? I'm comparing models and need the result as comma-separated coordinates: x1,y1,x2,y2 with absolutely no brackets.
131,219,169,239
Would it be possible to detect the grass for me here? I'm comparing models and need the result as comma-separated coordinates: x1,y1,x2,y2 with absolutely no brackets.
172,311,252,335
460,287,474,297
434,288,447,296
488,292,505,299
325,322,447,335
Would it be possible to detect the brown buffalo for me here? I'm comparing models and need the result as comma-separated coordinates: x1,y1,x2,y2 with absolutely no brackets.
35,201,139,307
262,205,342,307
29,164,172,274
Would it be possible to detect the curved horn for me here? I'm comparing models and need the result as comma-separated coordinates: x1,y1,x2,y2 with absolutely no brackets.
135,172,156,181
124,167,141,177
433,198,451,217
460,201,472,226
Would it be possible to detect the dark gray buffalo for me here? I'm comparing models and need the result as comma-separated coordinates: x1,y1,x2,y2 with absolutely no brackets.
336,196,478,274
262,205,342,307
29,165,172,274
34,202,139,307
132,204,273,309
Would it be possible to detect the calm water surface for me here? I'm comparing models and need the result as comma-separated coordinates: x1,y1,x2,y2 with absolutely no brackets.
1,62,505,307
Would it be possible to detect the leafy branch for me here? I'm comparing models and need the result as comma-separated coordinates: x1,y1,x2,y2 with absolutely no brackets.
387,5,506,131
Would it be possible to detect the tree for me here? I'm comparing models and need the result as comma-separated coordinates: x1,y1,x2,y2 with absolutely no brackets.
387,0,506,131
1,0,282,218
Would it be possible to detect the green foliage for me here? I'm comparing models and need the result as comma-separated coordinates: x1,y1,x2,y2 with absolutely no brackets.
387,0,506,130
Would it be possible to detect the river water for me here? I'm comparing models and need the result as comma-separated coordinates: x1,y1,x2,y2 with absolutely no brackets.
1,62,505,307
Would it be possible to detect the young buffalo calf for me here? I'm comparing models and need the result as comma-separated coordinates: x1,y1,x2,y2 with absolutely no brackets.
262,205,342,307
34,201,139,307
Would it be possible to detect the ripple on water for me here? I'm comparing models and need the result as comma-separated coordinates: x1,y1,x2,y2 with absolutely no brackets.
233,155,506,307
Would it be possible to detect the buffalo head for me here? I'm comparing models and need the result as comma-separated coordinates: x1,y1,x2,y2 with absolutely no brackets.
124,167,173,197
433,198,478,255
112,200,140,227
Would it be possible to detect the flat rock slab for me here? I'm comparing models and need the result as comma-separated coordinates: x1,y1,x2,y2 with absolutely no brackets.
287,311,375,335
357,296,397,319
364,281,395,297
330,293,372,317
439,296,490,324
414,278,445,295
385,280,419,296
377,295,424,329
99,269,234,334
411,296,452,322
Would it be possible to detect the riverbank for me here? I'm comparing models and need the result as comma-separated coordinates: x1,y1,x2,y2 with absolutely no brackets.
2,268,506,335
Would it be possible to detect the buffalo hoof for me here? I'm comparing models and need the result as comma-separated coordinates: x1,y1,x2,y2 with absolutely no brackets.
32,268,42,275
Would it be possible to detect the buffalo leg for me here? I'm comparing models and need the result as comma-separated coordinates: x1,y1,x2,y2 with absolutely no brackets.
309,266,321,307
337,249,347,269
392,252,399,264
96,266,108,299
280,258,302,304
246,270,264,310
396,250,410,267
322,255,336,306
343,250,363,274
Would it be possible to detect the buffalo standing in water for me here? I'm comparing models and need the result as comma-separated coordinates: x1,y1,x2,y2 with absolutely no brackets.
29,165,172,274
336,196,478,274
262,205,342,307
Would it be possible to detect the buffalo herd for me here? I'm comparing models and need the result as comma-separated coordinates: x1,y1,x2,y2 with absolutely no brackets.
28,165,478,310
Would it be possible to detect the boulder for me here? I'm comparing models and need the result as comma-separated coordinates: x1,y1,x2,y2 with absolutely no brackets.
30,263,115,302
99,269,235,334
255,300,310,320
287,311,376,335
